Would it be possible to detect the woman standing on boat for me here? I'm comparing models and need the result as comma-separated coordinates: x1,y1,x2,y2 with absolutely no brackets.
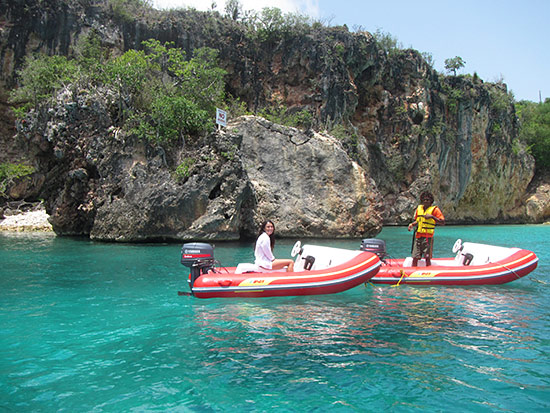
254,220,295,272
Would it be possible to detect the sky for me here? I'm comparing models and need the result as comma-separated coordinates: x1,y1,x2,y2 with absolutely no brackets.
152,0,549,102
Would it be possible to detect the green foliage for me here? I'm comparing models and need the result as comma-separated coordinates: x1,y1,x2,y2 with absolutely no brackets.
221,144,239,161
105,49,151,97
142,39,181,74
491,121,502,136
372,29,403,54
74,29,109,75
259,106,313,130
395,104,407,117
334,43,346,58
102,49,153,123
0,163,35,196
511,138,523,155
251,7,286,42
329,124,346,139
444,56,466,76
131,95,212,143
174,47,227,113
109,0,153,23
246,7,313,42
442,83,464,113
427,120,445,137
224,0,242,20
421,52,434,67
174,158,196,181
328,123,360,158
12,37,226,144
9,54,78,112
489,86,514,113
126,41,225,142
225,96,250,118
517,99,550,170
141,40,226,110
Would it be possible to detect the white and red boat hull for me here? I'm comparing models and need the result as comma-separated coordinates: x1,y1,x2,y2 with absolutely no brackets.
371,242,538,286
187,247,381,299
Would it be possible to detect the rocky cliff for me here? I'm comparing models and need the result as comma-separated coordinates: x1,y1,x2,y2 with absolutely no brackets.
1,0,548,241
14,89,381,240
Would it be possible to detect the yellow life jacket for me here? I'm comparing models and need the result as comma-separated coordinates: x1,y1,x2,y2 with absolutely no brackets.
416,205,437,235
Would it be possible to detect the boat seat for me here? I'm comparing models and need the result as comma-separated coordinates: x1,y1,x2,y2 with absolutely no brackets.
403,257,413,267
403,257,427,267
235,263,287,274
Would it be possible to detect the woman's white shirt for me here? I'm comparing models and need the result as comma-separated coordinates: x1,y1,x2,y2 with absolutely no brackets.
254,232,274,269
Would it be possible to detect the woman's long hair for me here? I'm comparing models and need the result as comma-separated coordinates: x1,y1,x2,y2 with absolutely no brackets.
256,220,275,250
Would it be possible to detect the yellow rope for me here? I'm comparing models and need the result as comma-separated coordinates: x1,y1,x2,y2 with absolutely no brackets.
392,269,407,287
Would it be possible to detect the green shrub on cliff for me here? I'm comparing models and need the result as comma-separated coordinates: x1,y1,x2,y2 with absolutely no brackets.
74,29,109,75
372,29,403,54
130,95,211,143
123,41,225,142
489,85,514,113
104,49,151,122
9,54,78,114
174,158,196,181
109,0,153,23
517,99,550,171
0,163,35,196
259,105,313,130
245,7,314,42
10,35,226,144
165,46,227,114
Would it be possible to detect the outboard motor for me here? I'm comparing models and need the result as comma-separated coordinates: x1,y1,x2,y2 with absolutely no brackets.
181,242,215,293
360,238,387,261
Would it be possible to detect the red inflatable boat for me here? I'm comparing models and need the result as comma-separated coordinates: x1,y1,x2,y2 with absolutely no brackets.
180,242,381,298
364,238,538,286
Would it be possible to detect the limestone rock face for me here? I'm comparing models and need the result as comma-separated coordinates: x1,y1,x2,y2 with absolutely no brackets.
525,174,550,223
526,186,550,223
14,85,382,240
355,59,537,225
231,116,382,238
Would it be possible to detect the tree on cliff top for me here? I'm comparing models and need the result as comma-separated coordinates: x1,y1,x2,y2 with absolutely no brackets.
445,56,466,76
224,0,242,20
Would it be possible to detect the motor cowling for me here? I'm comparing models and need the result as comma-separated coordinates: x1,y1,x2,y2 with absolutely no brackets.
181,242,214,267
181,243,215,293
360,238,387,260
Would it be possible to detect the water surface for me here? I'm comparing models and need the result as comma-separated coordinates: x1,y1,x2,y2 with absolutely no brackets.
1,225,549,411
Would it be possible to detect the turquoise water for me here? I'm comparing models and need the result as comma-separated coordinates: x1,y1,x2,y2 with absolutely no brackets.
1,225,549,412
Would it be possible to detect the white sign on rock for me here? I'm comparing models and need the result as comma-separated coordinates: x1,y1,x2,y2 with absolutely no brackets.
216,108,227,127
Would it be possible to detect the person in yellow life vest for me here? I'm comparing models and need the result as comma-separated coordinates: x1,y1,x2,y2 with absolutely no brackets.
407,191,445,266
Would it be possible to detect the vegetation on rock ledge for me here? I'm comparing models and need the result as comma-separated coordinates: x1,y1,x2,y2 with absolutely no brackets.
0,163,35,197
10,35,226,145
517,99,550,171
